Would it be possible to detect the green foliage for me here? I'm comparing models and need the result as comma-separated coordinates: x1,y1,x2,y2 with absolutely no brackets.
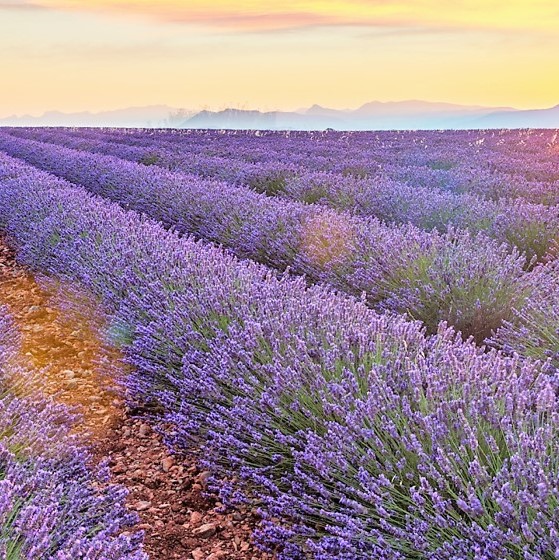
138,153,161,166
428,160,455,171
247,172,290,196
341,166,369,179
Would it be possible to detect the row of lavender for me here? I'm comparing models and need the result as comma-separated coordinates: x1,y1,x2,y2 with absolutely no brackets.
16,127,559,201
43,126,559,203
106,127,559,202
7,127,559,262
0,131,531,344
0,311,144,559
2,151,559,559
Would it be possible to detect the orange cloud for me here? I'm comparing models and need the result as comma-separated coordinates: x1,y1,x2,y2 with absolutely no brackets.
25,0,559,32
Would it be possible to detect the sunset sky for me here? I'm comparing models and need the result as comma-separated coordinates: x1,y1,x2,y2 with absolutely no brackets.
1,0,558,116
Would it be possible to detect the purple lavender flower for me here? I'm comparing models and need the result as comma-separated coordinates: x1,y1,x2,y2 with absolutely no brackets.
1,150,558,558
0,311,145,559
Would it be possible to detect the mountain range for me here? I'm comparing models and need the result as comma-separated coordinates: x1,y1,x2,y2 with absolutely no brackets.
2,101,559,130
0,106,195,128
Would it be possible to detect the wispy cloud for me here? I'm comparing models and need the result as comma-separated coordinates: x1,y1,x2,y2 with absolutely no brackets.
28,0,559,33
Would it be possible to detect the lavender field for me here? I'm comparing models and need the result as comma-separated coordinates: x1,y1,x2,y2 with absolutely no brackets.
2,127,559,559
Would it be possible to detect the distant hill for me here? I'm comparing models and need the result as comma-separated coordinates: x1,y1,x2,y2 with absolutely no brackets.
180,101,521,130
0,105,195,128
354,100,502,116
2,101,559,129
473,104,559,128
184,108,343,130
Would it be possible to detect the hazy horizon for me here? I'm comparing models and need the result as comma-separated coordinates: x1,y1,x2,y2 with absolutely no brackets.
3,98,558,121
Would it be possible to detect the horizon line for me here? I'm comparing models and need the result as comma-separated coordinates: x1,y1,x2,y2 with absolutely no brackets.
4,98,559,120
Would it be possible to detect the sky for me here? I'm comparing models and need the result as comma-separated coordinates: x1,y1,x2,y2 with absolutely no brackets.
1,0,558,116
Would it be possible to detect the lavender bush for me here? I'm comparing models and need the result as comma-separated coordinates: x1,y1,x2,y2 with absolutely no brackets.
492,261,559,369
0,311,145,560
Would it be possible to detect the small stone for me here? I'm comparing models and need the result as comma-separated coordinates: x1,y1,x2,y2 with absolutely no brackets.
192,522,217,538
139,423,150,437
132,468,146,480
189,511,203,525
191,549,205,560
161,457,174,472
197,471,211,486
134,501,152,512
112,463,127,474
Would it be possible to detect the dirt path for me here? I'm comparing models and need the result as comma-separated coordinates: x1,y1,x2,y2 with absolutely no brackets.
99,417,272,560
0,241,123,435
0,240,273,560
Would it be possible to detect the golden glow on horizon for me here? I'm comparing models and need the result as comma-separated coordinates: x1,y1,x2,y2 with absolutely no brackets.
1,0,558,116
